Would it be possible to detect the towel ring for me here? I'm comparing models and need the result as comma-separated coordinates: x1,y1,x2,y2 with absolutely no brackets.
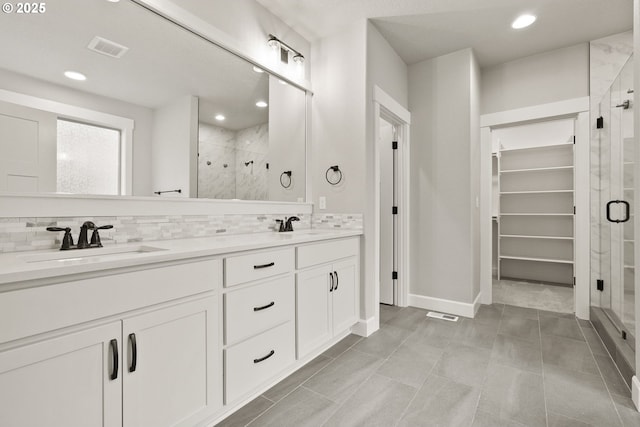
280,171,292,188
325,165,342,185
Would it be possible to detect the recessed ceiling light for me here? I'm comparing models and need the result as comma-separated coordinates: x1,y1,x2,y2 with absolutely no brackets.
64,71,87,81
279,79,288,85
512,14,536,29
215,114,225,121
106,0,121,2
256,101,268,108
252,66,264,73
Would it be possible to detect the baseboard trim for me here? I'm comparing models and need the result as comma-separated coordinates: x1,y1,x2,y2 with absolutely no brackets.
352,317,377,337
633,376,640,411
409,292,482,318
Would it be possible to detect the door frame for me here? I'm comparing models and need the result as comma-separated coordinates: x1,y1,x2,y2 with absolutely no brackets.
479,97,590,319
373,86,411,314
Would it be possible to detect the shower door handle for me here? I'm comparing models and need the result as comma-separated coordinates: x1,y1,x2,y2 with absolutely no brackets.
606,200,630,223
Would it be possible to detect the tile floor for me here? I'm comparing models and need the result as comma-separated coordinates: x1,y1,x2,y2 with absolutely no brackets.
494,279,574,313
216,304,640,427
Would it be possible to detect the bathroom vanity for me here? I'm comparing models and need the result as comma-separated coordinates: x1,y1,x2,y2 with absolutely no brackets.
0,230,361,427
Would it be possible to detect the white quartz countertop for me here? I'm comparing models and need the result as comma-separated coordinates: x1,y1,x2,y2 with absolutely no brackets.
0,229,363,285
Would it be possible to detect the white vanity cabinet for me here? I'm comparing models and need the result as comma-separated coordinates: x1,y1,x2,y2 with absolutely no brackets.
296,238,359,359
0,259,221,427
223,248,296,404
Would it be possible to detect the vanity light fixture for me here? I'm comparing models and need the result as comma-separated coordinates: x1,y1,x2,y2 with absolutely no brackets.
256,101,268,108
267,34,305,64
64,70,87,81
511,14,536,29
215,114,225,121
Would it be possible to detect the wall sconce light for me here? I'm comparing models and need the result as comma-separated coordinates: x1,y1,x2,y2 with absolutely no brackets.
267,34,305,65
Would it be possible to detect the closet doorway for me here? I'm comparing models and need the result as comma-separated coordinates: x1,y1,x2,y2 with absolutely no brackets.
493,118,576,312
480,99,590,318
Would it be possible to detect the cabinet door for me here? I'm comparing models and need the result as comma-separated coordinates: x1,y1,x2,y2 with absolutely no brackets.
122,297,219,427
332,257,358,334
0,322,122,427
296,265,332,359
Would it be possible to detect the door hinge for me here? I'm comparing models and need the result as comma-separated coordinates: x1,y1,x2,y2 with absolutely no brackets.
392,271,398,280
596,116,604,129
574,206,576,214
622,330,627,340
573,277,576,287
392,141,398,150
392,206,398,215
572,135,576,144
597,279,604,291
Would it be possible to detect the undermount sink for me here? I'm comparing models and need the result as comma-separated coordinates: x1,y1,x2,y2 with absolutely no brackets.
19,245,167,263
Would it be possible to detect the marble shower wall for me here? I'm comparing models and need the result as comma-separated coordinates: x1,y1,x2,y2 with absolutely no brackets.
589,31,633,307
198,122,269,200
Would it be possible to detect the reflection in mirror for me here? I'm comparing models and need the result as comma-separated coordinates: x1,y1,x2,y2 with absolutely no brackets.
0,0,306,202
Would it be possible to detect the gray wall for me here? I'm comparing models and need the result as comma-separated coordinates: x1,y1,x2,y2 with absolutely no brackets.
409,48,480,304
481,43,589,114
310,20,367,214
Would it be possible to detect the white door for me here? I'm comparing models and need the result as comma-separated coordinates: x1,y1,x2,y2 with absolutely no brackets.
332,257,358,334
0,322,122,427
379,118,395,304
296,265,332,359
0,101,56,192
122,297,219,427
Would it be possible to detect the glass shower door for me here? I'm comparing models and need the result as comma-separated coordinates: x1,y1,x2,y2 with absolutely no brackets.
599,56,635,341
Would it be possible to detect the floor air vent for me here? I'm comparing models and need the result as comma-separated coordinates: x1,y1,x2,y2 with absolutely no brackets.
426,312,459,322
87,36,129,58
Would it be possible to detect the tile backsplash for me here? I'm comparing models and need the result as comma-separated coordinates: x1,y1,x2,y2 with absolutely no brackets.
0,212,363,253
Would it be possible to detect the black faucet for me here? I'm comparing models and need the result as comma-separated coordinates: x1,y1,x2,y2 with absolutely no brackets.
77,221,96,249
46,227,74,250
284,216,300,232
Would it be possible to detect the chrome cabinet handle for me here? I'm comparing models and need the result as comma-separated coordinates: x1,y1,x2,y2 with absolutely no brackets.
334,271,339,290
329,272,334,292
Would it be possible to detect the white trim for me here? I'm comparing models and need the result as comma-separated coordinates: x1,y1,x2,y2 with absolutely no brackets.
632,376,640,411
0,192,313,217
373,87,411,125
480,127,493,304
480,97,589,128
409,292,482,319
372,86,411,319
574,111,590,319
351,317,378,337
0,88,135,196
479,97,590,321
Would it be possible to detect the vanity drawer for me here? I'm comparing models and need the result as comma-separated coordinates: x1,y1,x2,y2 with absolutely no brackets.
297,237,359,269
225,248,294,287
224,321,295,403
224,275,294,345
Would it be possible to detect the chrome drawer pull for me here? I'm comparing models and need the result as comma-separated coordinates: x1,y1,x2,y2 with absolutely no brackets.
254,262,275,269
254,301,275,311
254,350,275,364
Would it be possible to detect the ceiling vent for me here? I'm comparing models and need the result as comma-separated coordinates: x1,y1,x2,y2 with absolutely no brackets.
87,36,129,59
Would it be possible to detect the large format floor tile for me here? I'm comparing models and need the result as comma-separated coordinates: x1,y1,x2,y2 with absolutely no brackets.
216,304,634,427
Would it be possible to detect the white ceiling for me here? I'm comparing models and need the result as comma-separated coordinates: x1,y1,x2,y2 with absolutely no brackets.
256,0,633,67
0,0,272,130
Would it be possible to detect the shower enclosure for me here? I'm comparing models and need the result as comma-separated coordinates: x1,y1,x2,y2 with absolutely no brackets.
594,56,635,351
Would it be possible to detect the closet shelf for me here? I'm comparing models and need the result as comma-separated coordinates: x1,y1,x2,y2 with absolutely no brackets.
624,265,635,269
499,143,573,154
500,166,574,174
499,255,574,264
500,213,574,216
500,234,573,240
500,190,573,195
